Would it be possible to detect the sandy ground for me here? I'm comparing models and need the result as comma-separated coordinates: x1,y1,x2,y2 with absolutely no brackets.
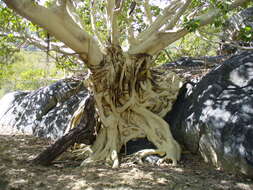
0,134,253,190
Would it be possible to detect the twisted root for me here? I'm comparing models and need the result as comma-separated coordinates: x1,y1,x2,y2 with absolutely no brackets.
68,46,183,167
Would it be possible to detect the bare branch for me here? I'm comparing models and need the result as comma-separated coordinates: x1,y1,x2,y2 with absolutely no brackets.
163,49,174,62
163,0,191,30
3,0,103,66
90,0,105,51
128,1,136,16
0,31,82,57
129,0,250,55
126,17,138,47
107,0,125,46
143,0,153,25
27,37,79,56
125,1,138,47
0,32,28,50
106,0,120,45
136,0,184,42
129,28,188,55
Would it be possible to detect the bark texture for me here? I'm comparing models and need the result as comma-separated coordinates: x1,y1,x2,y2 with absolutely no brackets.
67,46,183,167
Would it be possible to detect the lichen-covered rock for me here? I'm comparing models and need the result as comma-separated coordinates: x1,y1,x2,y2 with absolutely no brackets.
167,51,253,178
0,78,88,140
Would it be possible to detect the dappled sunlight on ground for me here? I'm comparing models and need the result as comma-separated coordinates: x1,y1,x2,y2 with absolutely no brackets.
0,135,252,190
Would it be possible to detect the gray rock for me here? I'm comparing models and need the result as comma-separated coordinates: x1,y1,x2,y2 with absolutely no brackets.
0,78,87,140
167,51,253,178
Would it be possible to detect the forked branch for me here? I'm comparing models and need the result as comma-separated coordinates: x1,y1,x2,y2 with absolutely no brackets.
136,0,186,42
3,0,103,65
163,0,191,30
129,0,250,55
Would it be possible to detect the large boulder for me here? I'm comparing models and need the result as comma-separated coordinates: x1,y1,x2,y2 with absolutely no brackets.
167,51,253,178
0,78,88,140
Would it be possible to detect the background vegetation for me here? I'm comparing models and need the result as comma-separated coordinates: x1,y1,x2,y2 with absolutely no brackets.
0,50,65,98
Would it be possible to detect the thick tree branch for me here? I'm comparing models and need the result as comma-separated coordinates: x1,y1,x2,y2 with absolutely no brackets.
136,0,185,42
112,8,120,46
90,0,105,51
3,0,103,66
143,0,153,25
106,0,120,45
129,0,250,55
32,94,96,166
126,13,139,47
0,31,80,57
163,0,191,30
129,29,188,55
127,23,138,47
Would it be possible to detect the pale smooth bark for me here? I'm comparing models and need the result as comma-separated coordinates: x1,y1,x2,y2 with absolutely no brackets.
135,0,189,42
143,0,153,25
129,29,188,55
90,0,105,51
106,0,120,45
3,0,103,65
129,0,250,55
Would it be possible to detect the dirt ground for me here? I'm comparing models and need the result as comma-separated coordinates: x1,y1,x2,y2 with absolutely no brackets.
0,135,253,190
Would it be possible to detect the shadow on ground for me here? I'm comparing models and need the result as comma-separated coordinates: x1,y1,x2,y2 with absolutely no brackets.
0,135,252,190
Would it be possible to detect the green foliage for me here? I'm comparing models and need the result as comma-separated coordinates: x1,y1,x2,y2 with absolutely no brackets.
183,18,201,32
0,40,21,91
172,32,218,58
239,25,253,41
0,6,26,32
55,55,80,70
213,0,232,14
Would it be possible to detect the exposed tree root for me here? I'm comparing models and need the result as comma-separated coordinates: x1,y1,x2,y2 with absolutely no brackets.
32,95,96,166
133,106,181,166
67,46,183,167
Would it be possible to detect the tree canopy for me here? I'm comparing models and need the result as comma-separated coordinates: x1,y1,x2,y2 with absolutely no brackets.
2,0,251,66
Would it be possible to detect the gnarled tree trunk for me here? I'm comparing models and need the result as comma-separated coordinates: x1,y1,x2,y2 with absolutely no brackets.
67,46,182,168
